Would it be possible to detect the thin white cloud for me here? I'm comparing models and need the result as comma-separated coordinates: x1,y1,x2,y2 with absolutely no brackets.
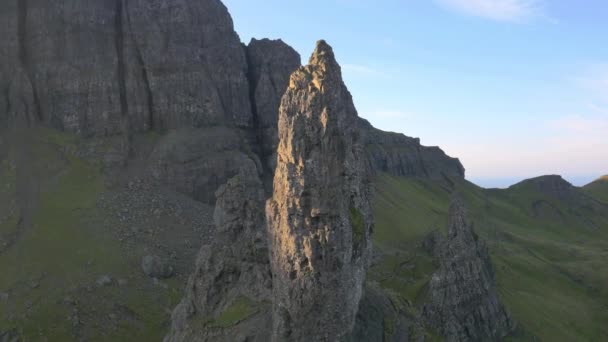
369,110,414,119
547,114,608,135
573,64,608,118
435,0,542,22
575,64,608,104
342,63,386,77
444,114,608,183
588,103,608,115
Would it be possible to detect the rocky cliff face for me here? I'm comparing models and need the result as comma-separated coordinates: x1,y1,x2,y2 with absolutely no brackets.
246,38,301,189
0,0,464,203
0,0,253,136
423,195,514,341
359,119,465,179
265,40,373,341
166,166,271,342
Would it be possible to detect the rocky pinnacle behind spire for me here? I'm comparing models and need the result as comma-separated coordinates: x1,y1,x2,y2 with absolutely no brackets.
447,193,469,239
423,195,514,341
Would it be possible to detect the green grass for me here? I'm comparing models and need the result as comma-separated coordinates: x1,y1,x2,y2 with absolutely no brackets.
372,173,608,341
350,206,366,246
583,176,608,203
210,296,258,328
0,128,183,341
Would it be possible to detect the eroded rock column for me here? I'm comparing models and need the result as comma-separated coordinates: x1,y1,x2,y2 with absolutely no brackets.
266,40,373,341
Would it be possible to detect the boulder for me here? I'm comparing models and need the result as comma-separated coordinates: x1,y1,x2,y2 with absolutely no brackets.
142,255,174,279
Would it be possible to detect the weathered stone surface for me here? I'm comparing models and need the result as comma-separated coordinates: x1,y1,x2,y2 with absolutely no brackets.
423,195,514,341
246,38,301,185
0,0,253,135
125,0,253,130
0,329,20,342
266,40,374,341
149,127,262,205
353,283,411,342
141,255,174,279
95,275,113,287
359,119,465,179
166,167,272,342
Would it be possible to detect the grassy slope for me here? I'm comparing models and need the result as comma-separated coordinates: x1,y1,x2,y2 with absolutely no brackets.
372,174,608,342
0,128,183,341
583,176,608,204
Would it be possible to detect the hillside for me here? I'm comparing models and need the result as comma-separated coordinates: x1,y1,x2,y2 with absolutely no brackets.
370,174,608,341
0,128,211,340
583,176,608,204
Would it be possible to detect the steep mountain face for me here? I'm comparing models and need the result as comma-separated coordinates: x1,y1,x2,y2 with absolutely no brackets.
246,38,302,188
423,195,514,341
359,118,465,179
266,41,374,341
0,0,252,136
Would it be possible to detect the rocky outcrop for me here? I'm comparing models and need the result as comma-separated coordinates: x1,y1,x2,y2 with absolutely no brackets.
423,195,514,341
166,167,271,342
265,40,374,341
0,0,253,135
359,118,465,179
353,283,411,342
141,255,174,279
246,38,301,187
149,127,262,204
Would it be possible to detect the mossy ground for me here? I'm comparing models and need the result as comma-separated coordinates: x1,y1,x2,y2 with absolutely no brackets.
210,296,259,328
583,177,608,204
0,127,184,341
349,206,366,246
372,173,608,341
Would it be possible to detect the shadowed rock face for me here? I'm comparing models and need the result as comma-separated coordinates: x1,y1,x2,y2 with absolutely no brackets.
266,40,374,341
166,167,272,342
423,196,514,342
0,0,252,135
246,38,301,187
358,118,465,179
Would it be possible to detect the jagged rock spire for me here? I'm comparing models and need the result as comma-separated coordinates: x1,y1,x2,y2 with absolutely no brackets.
423,195,514,341
266,40,373,341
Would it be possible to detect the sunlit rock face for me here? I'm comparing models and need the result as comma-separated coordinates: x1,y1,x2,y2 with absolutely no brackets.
266,40,374,342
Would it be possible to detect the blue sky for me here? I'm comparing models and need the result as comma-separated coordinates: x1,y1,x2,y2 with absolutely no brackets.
224,0,608,188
